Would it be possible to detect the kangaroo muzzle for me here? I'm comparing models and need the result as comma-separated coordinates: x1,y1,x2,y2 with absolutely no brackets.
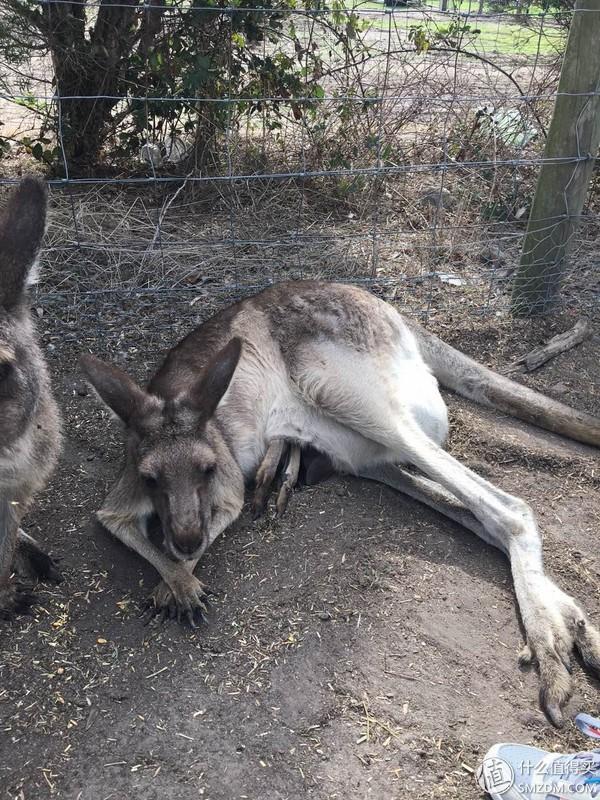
164,494,208,561
168,519,204,559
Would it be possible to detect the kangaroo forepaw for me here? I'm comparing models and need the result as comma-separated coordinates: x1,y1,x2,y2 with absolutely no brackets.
0,580,36,620
252,439,301,519
14,534,62,583
251,483,271,520
275,481,294,517
143,575,211,629
253,465,299,520
521,580,600,727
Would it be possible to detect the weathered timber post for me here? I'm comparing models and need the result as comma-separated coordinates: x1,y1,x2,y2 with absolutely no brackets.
511,0,600,315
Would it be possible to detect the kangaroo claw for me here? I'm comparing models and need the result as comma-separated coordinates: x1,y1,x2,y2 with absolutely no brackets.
0,580,36,620
521,578,600,727
144,573,212,630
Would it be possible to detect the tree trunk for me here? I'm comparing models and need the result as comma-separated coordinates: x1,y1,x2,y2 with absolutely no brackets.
42,0,141,174
511,0,600,315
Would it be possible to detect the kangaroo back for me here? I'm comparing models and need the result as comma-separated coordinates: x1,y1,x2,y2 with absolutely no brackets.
412,324,600,448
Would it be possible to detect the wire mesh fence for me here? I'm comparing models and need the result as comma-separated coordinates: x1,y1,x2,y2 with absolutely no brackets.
1,0,599,333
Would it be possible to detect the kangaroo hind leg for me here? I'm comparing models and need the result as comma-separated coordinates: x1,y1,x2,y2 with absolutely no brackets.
298,345,600,726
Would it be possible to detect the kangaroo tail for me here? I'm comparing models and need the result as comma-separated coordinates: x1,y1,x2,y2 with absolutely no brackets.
411,324,600,448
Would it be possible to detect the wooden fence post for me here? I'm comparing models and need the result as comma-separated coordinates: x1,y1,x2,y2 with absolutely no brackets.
511,0,600,315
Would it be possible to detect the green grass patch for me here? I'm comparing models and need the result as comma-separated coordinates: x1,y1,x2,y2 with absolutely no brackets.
342,0,565,55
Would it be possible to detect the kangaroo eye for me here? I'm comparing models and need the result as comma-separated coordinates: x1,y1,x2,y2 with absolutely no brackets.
197,464,214,477
0,362,12,382
142,474,158,489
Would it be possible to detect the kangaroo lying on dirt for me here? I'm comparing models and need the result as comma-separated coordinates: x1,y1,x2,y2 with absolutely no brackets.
81,280,600,726
0,178,62,616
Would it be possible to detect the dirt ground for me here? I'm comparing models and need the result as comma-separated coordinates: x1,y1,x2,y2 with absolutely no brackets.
1,295,599,800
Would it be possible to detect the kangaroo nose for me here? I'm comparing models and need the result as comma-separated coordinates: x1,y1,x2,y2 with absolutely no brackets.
168,503,203,558
175,537,198,557
169,520,202,559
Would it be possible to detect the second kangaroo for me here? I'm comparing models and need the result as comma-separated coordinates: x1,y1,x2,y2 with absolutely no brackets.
0,178,62,616
81,281,600,726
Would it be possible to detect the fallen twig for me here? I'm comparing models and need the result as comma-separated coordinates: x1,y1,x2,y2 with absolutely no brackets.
505,318,591,375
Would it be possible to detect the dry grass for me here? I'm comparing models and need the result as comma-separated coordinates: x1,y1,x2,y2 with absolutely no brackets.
34,167,598,326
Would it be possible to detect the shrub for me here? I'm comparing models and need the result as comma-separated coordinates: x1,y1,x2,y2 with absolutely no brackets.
0,0,369,175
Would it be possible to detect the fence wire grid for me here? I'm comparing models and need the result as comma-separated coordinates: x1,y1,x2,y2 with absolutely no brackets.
0,0,599,338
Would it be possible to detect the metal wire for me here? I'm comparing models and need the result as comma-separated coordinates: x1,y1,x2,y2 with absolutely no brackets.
2,0,598,323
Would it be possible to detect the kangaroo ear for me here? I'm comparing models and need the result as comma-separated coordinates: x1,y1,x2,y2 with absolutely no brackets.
79,354,160,429
185,337,242,422
0,178,48,309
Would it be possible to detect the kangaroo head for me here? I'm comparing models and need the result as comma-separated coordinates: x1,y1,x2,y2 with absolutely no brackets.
0,178,48,447
81,338,245,561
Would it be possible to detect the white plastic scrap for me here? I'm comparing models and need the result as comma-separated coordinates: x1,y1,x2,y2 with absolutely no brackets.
476,105,538,149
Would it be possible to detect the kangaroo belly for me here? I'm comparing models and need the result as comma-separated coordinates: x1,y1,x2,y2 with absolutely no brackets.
267,402,388,473
266,369,448,475
266,336,449,473
400,361,449,446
